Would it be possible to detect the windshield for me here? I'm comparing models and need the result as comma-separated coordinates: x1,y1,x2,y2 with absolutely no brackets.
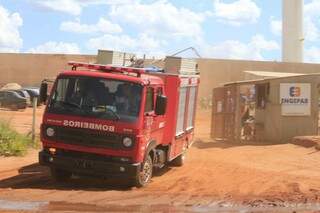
48,76,143,122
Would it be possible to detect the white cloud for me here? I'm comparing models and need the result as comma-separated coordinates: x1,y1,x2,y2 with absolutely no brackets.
201,34,279,60
269,18,319,42
270,17,282,36
305,47,320,63
60,18,122,34
0,5,23,52
304,17,319,42
33,0,209,56
304,0,320,42
213,0,261,26
28,41,80,54
250,34,279,51
304,0,320,18
109,0,207,39
32,0,82,16
30,0,131,16
87,33,165,57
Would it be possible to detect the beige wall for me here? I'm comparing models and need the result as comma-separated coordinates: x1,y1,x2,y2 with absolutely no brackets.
247,75,320,142
212,75,320,142
1,53,320,100
0,53,96,87
198,58,320,100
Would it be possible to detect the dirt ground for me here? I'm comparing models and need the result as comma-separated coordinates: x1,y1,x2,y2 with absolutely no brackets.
0,107,44,135
1,108,320,212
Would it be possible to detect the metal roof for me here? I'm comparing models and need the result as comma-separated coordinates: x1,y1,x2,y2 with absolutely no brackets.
244,70,305,78
224,73,320,86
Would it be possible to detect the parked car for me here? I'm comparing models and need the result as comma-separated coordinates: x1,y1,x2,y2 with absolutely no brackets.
12,89,31,106
23,87,40,106
0,90,27,110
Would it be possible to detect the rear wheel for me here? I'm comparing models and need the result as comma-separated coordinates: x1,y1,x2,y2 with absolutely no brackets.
133,155,153,187
50,167,72,182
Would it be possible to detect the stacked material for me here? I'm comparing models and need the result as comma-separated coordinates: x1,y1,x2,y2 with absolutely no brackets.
164,56,198,75
0,83,22,91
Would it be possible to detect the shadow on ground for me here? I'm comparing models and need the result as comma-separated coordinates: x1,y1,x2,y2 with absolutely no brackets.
193,138,284,149
0,163,171,192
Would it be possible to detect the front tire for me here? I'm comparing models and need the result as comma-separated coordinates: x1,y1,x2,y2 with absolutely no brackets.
133,155,153,187
50,167,72,182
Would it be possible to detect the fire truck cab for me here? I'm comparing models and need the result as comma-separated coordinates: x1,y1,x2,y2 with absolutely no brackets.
39,57,199,187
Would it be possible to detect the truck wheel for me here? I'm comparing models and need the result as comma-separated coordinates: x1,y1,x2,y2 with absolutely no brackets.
50,167,71,182
134,155,153,187
171,152,186,167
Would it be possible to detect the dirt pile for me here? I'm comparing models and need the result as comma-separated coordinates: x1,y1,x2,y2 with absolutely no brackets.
291,136,320,149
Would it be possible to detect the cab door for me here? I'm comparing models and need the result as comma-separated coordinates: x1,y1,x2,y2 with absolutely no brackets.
143,86,165,146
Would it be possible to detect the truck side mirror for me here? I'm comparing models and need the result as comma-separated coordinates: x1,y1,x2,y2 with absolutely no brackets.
39,82,48,104
155,95,167,115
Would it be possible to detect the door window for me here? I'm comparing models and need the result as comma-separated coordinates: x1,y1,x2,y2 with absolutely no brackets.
145,87,154,112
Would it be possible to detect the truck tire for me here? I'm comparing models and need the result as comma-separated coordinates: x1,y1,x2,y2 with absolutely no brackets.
50,167,72,182
171,152,186,167
133,155,153,187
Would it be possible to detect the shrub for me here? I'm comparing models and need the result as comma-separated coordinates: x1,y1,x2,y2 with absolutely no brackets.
0,121,34,156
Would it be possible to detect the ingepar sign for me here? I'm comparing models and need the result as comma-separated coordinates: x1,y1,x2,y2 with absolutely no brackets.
280,83,311,116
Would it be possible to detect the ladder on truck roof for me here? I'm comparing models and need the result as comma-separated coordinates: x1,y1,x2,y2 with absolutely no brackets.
68,61,146,77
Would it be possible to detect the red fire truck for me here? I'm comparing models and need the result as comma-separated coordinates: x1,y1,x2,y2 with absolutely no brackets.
39,59,199,187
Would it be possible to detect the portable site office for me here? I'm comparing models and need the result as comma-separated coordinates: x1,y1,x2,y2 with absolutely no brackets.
211,73,320,143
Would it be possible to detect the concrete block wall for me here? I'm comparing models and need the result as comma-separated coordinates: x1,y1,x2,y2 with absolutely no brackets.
1,53,320,101
0,53,96,87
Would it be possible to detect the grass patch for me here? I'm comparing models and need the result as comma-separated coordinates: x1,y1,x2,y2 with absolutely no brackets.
0,120,35,156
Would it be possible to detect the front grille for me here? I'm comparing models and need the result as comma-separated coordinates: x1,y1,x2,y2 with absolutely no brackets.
43,125,130,149
56,149,113,161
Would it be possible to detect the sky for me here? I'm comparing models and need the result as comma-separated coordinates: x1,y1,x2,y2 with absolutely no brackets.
0,0,319,63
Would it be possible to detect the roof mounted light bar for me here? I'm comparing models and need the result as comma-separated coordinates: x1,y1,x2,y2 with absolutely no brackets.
68,61,145,77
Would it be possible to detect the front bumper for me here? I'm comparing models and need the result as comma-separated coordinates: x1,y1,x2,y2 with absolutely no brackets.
39,151,141,178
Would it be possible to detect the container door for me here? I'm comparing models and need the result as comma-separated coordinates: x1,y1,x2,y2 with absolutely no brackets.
168,86,187,159
211,86,236,141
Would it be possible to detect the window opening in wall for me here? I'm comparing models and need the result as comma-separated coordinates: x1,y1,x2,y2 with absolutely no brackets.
240,85,256,141
256,83,269,109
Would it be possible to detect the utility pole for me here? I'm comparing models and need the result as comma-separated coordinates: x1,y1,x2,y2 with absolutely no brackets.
32,97,37,142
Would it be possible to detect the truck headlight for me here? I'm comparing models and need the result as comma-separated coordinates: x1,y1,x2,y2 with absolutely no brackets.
46,127,55,137
122,137,133,148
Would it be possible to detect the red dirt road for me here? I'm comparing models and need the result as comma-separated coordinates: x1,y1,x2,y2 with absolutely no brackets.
1,109,320,212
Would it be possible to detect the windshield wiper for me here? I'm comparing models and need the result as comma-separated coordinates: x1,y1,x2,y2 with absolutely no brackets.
91,106,120,121
106,108,120,121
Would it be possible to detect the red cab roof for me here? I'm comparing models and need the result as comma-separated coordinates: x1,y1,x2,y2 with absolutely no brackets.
58,62,163,86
